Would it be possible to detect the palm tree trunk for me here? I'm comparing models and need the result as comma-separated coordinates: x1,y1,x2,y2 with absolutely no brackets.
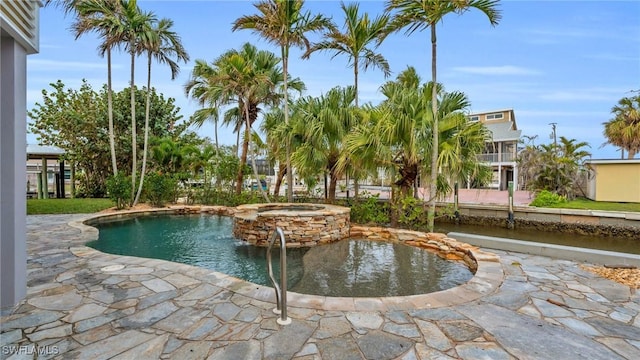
133,53,152,206
107,48,118,176
354,56,359,108
244,104,270,202
235,111,250,195
274,163,286,197
283,47,293,202
130,45,137,206
328,170,338,204
427,25,438,233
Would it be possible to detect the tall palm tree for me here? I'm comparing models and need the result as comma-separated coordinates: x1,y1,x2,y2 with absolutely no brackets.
120,0,154,204
304,1,390,108
133,17,189,205
603,94,640,159
233,0,333,202
385,0,501,231
69,0,126,176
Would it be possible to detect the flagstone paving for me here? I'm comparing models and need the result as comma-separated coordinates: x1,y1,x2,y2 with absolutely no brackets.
1,214,639,359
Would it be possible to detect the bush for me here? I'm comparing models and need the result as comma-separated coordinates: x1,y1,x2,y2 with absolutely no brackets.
530,190,566,207
144,172,177,207
106,173,131,209
349,194,389,225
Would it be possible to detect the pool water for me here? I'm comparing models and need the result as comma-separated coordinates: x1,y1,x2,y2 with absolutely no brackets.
87,214,473,297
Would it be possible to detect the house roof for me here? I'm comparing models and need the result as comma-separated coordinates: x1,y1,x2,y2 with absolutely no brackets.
484,122,521,142
585,159,640,165
26,145,65,160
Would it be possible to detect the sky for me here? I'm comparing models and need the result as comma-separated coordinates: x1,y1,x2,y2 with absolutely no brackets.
28,0,640,159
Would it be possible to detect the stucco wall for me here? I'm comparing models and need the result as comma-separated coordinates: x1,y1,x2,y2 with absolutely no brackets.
588,162,640,203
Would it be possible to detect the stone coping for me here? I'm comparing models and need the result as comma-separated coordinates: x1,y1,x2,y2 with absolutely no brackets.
70,207,504,311
234,203,350,220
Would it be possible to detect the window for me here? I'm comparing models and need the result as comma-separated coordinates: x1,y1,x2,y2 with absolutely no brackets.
469,115,479,122
486,113,504,120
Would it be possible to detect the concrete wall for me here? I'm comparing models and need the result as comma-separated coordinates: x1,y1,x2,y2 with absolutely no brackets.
0,36,28,309
588,162,640,203
448,203,640,238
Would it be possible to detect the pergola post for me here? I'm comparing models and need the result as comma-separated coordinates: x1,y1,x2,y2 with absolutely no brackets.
41,157,48,199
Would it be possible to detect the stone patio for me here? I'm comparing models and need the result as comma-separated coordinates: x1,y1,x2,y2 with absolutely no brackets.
1,214,639,359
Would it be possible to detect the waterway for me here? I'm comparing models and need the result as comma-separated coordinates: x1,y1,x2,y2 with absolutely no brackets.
435,222,640,255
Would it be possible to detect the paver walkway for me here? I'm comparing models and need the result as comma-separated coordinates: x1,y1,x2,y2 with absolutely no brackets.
1,214,639,359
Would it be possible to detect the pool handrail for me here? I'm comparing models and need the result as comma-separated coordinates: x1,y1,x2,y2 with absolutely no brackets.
266,227,291,325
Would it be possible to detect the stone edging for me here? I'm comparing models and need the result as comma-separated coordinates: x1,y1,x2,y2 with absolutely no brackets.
233,203,350,246
68,206,504,311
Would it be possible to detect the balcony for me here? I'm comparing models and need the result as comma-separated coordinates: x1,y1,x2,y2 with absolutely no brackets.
477,153,517,163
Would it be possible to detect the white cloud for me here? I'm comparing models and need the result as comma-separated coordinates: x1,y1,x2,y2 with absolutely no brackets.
452,65,541,76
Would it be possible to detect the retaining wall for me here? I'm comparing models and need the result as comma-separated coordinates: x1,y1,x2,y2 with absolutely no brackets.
443,203,640,238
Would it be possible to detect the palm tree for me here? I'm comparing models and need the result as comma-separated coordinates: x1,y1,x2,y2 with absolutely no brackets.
290,86,357,203
233,0,333,202
261,107,289,197
305,1,390,108
385,0,501,231
186,44,303,197
69,0,126,176
185,60,224,153
133,17,189,205
341,67,486,223
603,94,640,159
119,0,154,205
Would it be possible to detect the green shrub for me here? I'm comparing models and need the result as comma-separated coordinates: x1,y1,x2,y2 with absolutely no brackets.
530,190,566,207
350,194,389,225
144,172,177,207
396,195,426,228
194,188,264,207
106,173,131,209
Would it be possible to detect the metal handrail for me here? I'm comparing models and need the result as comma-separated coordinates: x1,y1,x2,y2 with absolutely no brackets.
267,227,291,325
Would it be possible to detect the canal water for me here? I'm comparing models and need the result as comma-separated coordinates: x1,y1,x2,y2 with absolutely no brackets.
435,222,639,255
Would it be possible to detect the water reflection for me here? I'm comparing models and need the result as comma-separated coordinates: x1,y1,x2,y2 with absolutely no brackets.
290,240,472,297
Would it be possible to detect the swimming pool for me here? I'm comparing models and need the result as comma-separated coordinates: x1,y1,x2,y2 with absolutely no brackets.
87,214,473,297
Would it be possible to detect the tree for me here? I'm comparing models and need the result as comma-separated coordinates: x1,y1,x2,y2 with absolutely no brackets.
304,1,390,108
29,80,110,197
233,0,333,202
185,43,304,198
29,81,184,198
120,0,155,205
385,0,501,231
290,86,357,202
133,17,189,205
69,0,127,176
340,67,487,223
518,136,591,199
603,94,640,159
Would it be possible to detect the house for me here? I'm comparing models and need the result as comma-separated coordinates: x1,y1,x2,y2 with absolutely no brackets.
585,159,640,203
1,0,41,309
470,109,521,191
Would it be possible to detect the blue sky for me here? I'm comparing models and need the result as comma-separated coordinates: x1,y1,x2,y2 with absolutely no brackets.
28,0,640,159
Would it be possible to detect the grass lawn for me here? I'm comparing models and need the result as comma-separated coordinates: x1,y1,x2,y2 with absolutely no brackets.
27,198,113,215
547,197,640,212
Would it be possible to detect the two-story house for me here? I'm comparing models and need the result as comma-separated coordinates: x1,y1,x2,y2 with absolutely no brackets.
469,109,521,191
